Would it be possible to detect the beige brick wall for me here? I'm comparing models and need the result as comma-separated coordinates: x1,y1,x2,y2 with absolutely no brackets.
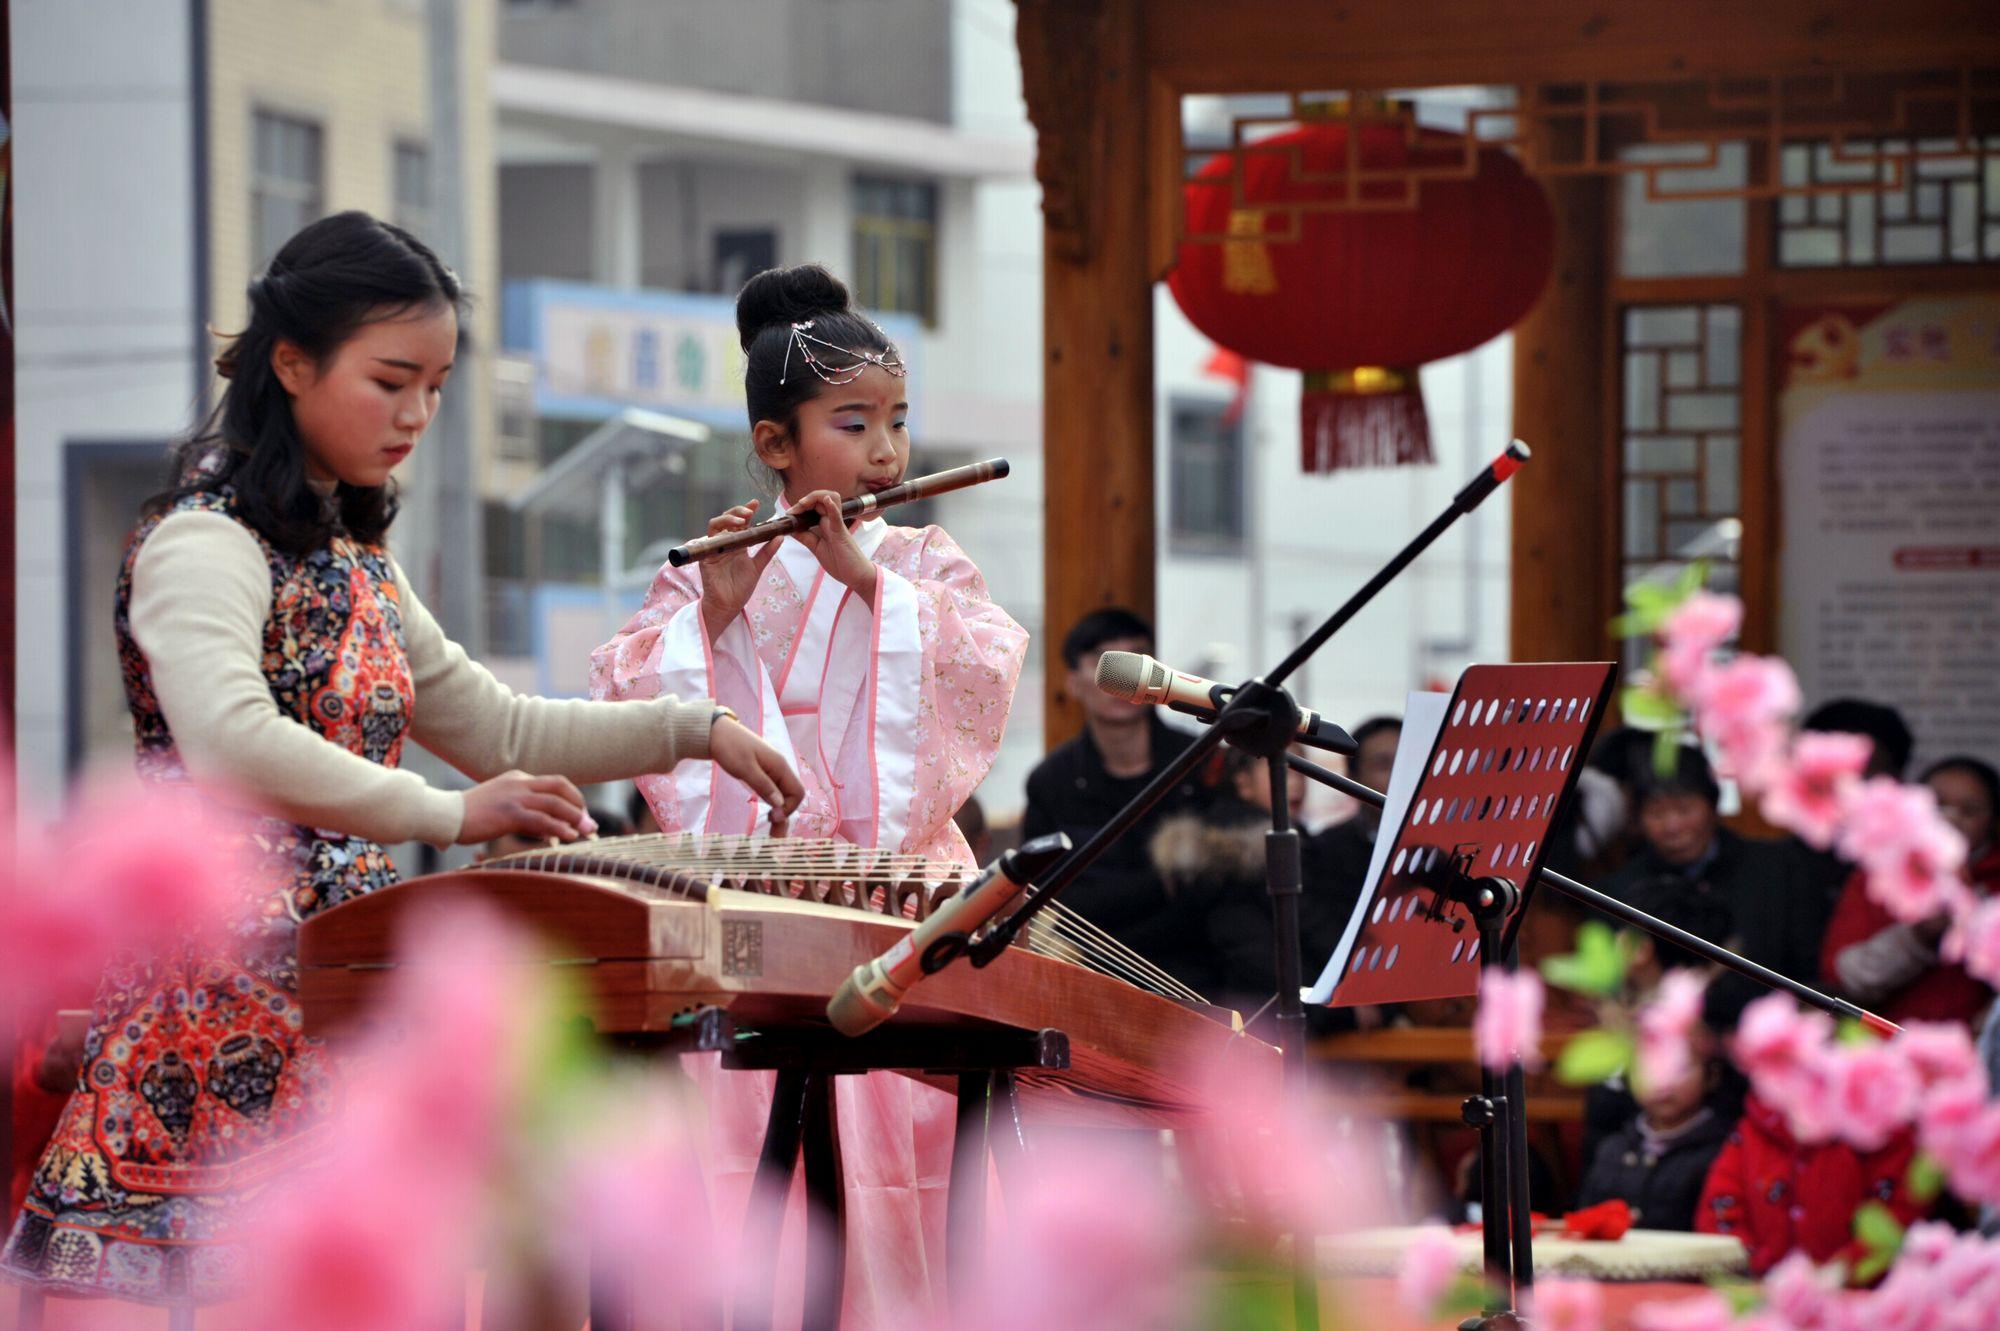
206,0,498,487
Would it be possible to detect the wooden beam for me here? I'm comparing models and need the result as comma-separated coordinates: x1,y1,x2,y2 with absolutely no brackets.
1511,167,1612,665
1140,0,2000,92
1019,0,1157,747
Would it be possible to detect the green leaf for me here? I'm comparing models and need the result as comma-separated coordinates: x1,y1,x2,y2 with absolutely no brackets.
1673,561,1710,597
1908,1153,1946,1203
1540,921,1630,997
1555,1030,1634,1086
1704,1275,1763,1317
1853,1249,1893,1284
1624,580,1680,614
1652,728,1682,777
1853,1201,1905,1258
1834,1017,1878,1048
1620,686,1686,730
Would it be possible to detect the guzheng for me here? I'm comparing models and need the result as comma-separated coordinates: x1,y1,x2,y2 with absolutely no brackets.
297,833,1278,1120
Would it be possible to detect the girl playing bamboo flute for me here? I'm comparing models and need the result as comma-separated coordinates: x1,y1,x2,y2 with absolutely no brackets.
590,263,1028,1328
1,212,801,1311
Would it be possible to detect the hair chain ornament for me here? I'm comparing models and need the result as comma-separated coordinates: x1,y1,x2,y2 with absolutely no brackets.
778,319,908,386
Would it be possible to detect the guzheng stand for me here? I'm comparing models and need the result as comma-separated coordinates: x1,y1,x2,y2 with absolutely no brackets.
587,1010,1070,1331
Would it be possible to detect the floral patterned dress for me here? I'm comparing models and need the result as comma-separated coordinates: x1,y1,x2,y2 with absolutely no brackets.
1,488,414,1305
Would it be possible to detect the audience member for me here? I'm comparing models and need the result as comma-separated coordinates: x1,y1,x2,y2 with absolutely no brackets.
1581,877,1744,1181
1819,755,2000,1027
1786,698,1918,911
1696,1090,1928,1275
1575,1027,1733,1231
1302,716,1399,965
1601,746,1827,991
1023,608,1212,985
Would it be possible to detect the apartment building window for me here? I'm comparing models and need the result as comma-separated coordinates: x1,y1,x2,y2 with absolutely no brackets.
852,177,937,322
252,111,323,268
1168,397,1246,552
393,140,433,240
714,229,776,296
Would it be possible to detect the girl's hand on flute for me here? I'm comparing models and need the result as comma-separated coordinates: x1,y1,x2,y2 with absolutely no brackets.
789,489,878,602
699,499,784,641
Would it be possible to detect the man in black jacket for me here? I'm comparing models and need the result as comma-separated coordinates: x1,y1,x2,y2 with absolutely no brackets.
1601,746,1830,1011
1021,608,1213,989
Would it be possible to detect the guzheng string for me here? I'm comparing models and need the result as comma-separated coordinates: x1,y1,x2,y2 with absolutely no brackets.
490,834,1207,1007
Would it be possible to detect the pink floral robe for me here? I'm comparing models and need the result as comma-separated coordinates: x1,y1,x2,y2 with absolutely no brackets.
589,518,1026,1327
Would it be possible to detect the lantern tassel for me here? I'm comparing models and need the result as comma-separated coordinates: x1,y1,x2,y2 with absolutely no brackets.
1300,366,1433,472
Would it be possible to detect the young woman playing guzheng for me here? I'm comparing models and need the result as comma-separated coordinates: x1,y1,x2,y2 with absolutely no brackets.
0,212,802,1311
590,263,1028,1326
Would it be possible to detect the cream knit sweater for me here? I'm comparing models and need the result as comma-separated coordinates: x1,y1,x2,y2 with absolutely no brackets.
128,510,712,848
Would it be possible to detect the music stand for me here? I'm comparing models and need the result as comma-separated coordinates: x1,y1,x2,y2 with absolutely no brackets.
1320,662,1616,1328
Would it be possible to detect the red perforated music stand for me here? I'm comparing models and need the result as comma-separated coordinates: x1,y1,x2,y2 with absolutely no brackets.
1324,661,1616,1009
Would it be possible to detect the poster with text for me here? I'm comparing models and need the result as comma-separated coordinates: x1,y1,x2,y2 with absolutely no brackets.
1780,294,2000,770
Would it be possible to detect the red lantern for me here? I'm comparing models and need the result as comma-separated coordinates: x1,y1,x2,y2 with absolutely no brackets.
1169,117,1556,472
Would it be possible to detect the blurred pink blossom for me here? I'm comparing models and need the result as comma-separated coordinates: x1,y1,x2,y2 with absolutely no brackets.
1821,1042,1920,1152
1658,592,1742,698
1845,1261,1952,1331
1475,970,1546,1072
1691,657,1800,792
1528,1278,1606,1331
1635,969,1708,1093
1896,1022,1984,1096
1761,732,1872,850
0,775,245,1019
1733,993,1834,1084
230,899,546,1331
1630,1289,1734,1331
1731,995,1839,1144
1836,779,1969,924
1174,1048,1393,1243
955,1137,1191,1331
1927,1101,2000,1208
1395,1226,1460,1317
1760,1251,1840,1330
549,1072,737,1328
1916,1075,1987,1162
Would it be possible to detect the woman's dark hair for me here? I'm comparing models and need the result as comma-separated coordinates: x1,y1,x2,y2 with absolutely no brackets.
1631,743,1721,811
735,263,895,489
148,210,462,554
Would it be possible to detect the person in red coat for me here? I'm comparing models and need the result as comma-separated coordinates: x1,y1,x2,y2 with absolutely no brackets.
1819,756,2000,1028
1695,1094,1929,1276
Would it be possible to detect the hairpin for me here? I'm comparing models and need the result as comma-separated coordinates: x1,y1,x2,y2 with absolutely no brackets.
779,319,907,386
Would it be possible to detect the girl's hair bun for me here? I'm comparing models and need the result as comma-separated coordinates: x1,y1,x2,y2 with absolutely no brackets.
734,264,852,352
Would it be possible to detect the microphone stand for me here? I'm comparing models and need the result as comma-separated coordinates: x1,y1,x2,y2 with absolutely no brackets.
966,442,1531,1331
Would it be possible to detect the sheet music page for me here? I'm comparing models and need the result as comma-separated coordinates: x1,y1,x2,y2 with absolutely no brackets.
1305,690,1450,1005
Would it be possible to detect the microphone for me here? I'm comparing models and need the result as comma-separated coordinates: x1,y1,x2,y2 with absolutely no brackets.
826,833,1072,1037
1094,651,1355,753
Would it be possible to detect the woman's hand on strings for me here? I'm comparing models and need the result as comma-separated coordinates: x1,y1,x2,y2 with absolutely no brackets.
699,498,784,641
708,715,805,834
789,489,879,601
458,770,595,846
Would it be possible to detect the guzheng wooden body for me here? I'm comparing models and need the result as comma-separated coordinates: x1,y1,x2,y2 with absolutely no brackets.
296,836,1278,1122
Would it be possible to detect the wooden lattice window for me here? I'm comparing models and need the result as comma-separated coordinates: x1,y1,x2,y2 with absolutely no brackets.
1776,136,2000,267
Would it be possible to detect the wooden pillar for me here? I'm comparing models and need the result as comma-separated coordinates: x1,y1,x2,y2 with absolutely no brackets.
1509,167,1611,664
1018,0,1155,747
